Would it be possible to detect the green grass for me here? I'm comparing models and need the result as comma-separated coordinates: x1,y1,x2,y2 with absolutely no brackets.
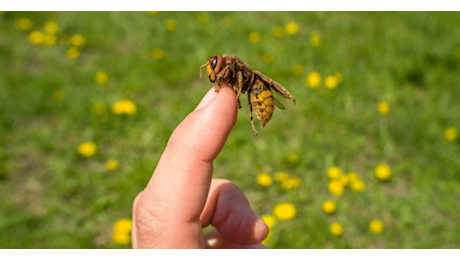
1,11,460,249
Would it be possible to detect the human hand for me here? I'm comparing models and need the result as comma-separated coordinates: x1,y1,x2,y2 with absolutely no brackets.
132,84,269,249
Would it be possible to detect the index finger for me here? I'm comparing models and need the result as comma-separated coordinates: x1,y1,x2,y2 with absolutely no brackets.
133,84,237,248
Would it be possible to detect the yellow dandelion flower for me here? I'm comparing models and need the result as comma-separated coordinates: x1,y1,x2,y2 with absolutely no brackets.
322,200,336,214
281,179,294,190
327,166,342,179
28,30,44,45
347,172,358,181
375,164,391,181
95,71,109,85
306,71,321,88
67,47,80,59
310,31,321,47
328,180,344,196
325,75,339,89
261,215,276,229
77,142,97,157
111,99,137,115
350,179,366,192
112,231,131,246
17,18,33,31
378,101,390,115
148,11,159,16
92,103,106,115
52,89,64,100
339,174,350,186
222,17,233,27
0,11,4,16
273,202,296,221
106,160,119,170
285,22,299,35
42,34,57,46
112,218,133,246
281,177,302,190
287,153,299,163
445,127,458,141
330,222,343,236
290,177,302,187
369,219,384,234
275,171,289,182
293,64,304,76
261,228,272,246
249,31,261,43
257,172,273,187
198,13,209,24
335,71,343,83
274,26,284,38
262,53,273,64
113,218,132,233
454,46,460,59
152,48,165,59
44,21,58,35
166,19,177,31
70,34,86,47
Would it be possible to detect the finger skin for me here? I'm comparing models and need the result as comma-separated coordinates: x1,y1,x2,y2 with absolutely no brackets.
200,179,268,245
133,84,237,248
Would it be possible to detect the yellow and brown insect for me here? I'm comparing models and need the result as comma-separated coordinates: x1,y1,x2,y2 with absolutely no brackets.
200,54,296,135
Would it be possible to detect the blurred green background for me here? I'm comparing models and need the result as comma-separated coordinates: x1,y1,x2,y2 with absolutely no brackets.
1,11,460,249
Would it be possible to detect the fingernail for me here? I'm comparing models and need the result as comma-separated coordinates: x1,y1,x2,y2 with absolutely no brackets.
195,87,218,111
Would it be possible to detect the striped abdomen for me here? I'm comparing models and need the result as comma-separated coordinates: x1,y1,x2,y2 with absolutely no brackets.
250,79,274,127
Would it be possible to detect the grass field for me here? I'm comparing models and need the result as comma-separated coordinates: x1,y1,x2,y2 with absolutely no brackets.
1,11,460,249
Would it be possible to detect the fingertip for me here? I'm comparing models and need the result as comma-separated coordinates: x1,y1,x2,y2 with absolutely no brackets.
203,181,268,245
195,84,237,128
253,218,269,243
195,86,218,111
168,83,237,162
195,84,236,112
